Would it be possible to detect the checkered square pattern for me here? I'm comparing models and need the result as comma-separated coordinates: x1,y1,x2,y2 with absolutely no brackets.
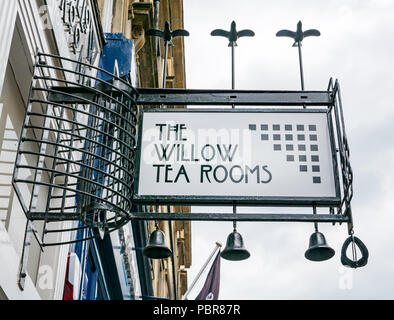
250,122,322,184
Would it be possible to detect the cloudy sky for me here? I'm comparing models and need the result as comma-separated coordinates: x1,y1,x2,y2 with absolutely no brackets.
182,0,394,299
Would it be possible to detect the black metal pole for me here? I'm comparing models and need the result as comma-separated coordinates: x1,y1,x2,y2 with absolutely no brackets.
313,205,318,232
231,42,235,91
153,0,160,56
297,42,305,91
162,41,169,89
162,43,178,300
230,42,236,219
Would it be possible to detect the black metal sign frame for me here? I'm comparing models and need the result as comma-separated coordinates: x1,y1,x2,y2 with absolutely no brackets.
42,77,353,226
11,51,354,253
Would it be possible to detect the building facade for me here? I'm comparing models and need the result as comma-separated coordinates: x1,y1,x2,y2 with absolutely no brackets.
0,0,190,300
96,0,191,300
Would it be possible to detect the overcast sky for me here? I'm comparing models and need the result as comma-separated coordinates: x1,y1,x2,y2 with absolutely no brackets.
182,0,394,299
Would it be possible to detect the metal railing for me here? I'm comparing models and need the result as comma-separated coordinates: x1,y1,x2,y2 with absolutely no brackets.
12,53,138,245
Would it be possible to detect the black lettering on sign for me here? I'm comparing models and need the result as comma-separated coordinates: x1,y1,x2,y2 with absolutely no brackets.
175,165,190,183
213,165,228,183
201,144,215,162
154,144,176,161
153,164,164,182
245,165,260,183
229,165,244,183
201,165,212,183
217,144,238,162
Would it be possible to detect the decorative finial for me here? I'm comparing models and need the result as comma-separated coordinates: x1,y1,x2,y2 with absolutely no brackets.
276,20,320,47
276,21,320,90
211,20,255,47
146,20,189,47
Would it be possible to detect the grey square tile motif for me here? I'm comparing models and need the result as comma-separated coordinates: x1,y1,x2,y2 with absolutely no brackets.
285,124,292,131
309,125,317,131
261,134,269,140
312,165,320,172
299,155,307,162
261,124,268,130
311,155,319,162
273,134,281,140
313,177,321,184
300,165,307,172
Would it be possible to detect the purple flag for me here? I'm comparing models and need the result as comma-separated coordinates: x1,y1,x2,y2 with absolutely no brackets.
195,250,221,300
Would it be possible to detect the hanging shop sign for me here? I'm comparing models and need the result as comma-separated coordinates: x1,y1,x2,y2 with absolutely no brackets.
134,109,340,205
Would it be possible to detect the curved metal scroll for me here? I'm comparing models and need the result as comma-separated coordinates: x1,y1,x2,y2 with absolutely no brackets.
12,53,137,243
341,235,369,268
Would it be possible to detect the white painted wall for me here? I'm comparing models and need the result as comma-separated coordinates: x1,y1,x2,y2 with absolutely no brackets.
0,0,18,95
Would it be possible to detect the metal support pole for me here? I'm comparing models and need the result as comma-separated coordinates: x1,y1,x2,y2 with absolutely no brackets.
18,220,33,290
231,43,235,91
161,41,177,300
230,41,237,219
313,205,318,232
162,41,169,89
182,242,222,300
297,43,305,91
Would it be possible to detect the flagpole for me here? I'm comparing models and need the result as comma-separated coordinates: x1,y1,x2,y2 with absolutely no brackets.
182,242,222,300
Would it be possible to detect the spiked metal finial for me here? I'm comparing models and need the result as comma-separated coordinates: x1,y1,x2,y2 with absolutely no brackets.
145,20,189,47
276,20,320,47
276,21,320,91
211,21,255,46
211,21,254,90
145,21,189,89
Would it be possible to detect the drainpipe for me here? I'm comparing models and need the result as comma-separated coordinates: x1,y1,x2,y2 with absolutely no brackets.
131,212,154,299
167,207,178,300
161,207,176,300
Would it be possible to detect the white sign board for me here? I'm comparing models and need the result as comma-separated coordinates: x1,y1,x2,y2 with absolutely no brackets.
134,109,340,205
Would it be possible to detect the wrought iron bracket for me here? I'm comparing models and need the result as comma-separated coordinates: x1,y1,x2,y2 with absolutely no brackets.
135,88,334,106
47,87,334,106
28,211,349,223
12,52,355,249
128,212,349,223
